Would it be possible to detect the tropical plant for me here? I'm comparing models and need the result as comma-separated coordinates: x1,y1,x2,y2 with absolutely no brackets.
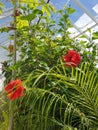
0,0,98,130
13,62,98,130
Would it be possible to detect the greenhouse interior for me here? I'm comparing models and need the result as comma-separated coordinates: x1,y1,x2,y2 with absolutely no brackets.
0,0,98,130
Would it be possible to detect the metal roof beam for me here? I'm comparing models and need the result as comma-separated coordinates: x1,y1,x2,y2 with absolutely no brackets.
3,7,13,13
0,14,12,20
74,22,98,38
0,7,13,20
73,0,98,24
71,22,89,39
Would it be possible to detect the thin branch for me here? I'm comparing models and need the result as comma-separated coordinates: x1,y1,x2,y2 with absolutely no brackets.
8,1,17,130
13,5,17,65
37,0,51,24
8,103,13,130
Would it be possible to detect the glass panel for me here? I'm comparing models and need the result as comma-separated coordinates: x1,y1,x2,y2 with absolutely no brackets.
80,0,98,16
51,0,68,9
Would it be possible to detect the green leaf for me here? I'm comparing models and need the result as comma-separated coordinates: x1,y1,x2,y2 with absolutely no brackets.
79,35,87,39
20,13,36,21
42,5,51,17
68,7,76,14
0,45,8,51
33,9,43,15
0,2,4,7
92,32,98,40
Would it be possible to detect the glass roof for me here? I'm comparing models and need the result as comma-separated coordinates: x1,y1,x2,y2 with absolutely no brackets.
0,0,98,62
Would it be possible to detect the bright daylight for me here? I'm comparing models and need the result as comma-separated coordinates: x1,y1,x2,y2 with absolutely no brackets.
0,0,98,130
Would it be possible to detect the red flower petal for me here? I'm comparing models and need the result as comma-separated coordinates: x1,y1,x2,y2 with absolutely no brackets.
63,54,71,62
5,79,25,101
10,86,25,100
5,79,22,91
68,50,76,56
5,80,15,91
66,62,77,67
63,50,81,68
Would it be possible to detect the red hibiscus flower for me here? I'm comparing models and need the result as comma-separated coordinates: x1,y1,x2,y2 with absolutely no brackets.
63,50,81,67
5,79,25,101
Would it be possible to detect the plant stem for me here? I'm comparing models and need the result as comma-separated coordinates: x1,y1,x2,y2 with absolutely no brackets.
8,1,17,130
37,0,50,24
13,2,17,67
12,1,17,79
8,102,13,130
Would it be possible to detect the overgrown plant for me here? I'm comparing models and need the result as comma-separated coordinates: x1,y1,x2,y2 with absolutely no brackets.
0,0,98,130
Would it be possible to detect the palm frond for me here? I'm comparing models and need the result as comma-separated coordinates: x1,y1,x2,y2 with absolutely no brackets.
12,62,98,130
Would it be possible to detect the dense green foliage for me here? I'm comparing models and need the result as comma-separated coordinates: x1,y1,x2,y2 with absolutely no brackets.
0,0,98,130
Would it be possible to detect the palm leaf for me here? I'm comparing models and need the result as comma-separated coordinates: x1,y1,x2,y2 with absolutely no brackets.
13,62,98,130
